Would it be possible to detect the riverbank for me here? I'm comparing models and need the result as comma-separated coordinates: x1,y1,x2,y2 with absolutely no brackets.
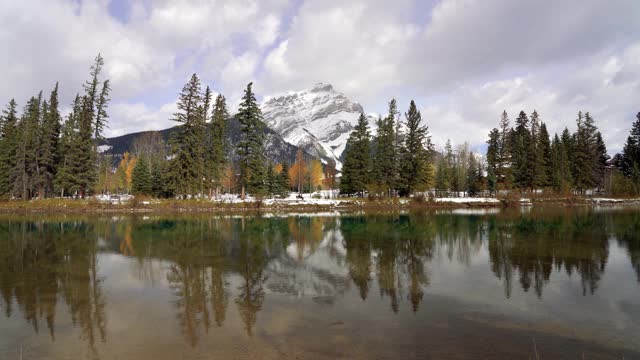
0,195,638,214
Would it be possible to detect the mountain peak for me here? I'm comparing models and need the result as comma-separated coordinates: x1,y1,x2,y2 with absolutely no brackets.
310,83,334,93
262,83,370,169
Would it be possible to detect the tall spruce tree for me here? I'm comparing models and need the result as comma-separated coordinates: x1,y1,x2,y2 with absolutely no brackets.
13,95,41,199
55,95,82,197
37,83,62,198
621,112,640,177
0,100,19,197
373,99,397,196
486,128,500,195
594,132,610,192
530,111,547,190
340,113,371,196
538,123,552,189
550,134,572,192
512,111,532,190
168,74,204,197
207,94,229,197
573,112,598,193
237,82,266,199
497,110,513,189
397,101,433,196
131,158,152,195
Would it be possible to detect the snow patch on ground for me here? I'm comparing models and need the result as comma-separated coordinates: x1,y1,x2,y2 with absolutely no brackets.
434,197,501,203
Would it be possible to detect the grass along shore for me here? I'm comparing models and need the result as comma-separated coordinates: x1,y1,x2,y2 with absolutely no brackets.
0,194,638,214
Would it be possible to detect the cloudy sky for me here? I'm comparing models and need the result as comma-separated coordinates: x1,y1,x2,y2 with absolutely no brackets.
1,0,638,152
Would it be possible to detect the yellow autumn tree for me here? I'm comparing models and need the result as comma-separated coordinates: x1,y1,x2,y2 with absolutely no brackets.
117,152,137,193
222,163,236,194
289,149,307,193
308,159,324,191
273,163,283,175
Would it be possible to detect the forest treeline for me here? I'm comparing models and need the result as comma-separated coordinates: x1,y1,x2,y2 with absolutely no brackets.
1,55,640,200
339,101,640,197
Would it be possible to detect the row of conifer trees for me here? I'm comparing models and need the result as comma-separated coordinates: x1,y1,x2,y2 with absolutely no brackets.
2,55,640,200
0,55,109,199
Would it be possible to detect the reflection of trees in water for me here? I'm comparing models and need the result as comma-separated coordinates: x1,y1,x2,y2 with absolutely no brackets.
341,215,435,313
611,211,640,283
488,210,609,297
0,220,106,357
125,217,288,342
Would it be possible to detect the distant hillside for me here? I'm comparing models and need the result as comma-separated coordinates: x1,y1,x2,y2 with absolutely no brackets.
100,117,308,165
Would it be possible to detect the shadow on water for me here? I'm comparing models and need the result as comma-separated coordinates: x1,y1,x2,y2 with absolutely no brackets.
0,207,639,358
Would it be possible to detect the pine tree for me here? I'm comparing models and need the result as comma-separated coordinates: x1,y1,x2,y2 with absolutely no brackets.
397,101,433,197
237,82,266,199
131,158,152,195
265,162,276,197
75,54,110,198
373,99,397,196
0,100,19,197
486,128,500,196
466,152,480,196
538,123,552,189
512,111,532,190
55,95,82,197
529,111,546,190
13,95,41,199
497,110,513,189
168,74,204,197
573,112,598,193
37,83,62,198
435,155,449,197
340,113,371,196
594,132,610,192
621,112,640,177
207,94,228,197
278,162,291,196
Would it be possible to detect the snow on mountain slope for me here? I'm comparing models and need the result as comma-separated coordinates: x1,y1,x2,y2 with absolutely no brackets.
262,83,376,169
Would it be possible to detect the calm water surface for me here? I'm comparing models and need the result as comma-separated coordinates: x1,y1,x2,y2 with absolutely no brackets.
0,207,639,359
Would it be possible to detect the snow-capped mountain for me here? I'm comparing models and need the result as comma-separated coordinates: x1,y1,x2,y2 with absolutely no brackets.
262,83,375,169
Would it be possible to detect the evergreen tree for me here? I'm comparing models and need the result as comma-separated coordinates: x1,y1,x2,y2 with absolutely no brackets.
0,100,19,197
278,162,291,196
621,112,640,177
497,110,513,189
55,95,82,197
435,155,449,197
168,74,204,197
13,95,41,199
512,111,532,190
594,132,610,192
37,83,62,198
486,128,500,196
373,99,397,196
573,112,598,193
397,101,433,197
466,152,480,196
236,82,266,199
537,123,552,188
74,54,110,198
340,113,371,196
131,158,152,195
207,94,229,197
529,111,545,189
265,162,276,197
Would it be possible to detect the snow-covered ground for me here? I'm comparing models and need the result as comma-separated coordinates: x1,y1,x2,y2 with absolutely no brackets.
434,197,501,204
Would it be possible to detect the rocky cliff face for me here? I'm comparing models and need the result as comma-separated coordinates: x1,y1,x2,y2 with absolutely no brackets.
262,83,374,169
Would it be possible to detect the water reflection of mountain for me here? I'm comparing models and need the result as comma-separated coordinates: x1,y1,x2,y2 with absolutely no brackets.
1,208,639,350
